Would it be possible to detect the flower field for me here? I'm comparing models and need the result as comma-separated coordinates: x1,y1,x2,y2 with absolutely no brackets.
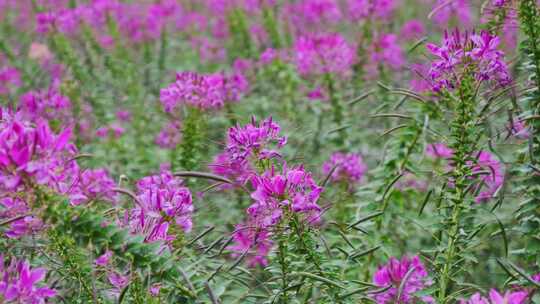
1,0,540,303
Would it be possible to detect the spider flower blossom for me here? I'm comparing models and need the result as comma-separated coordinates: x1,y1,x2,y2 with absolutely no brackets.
0,256,56,303
294,33,356,77
209,152,254,188
160,71,227,112
460,289,528,304
227,224,273,267
284,0,342,32
426,143,454,159
0,67,21,95
18,88,72,123
372,255,434,303
427,30,511,92
346,0,397,21
226,117,287,161
0,113,76,191
67,169,118,206
431,0,472,29
322,152,367,184
469,151,504,203
155,120,182,149
123,171,193,243
248,165,323,229
0,197,43,238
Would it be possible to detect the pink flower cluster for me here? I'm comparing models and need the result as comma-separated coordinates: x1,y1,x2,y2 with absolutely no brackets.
155,121,182,149
372,255,434,303
36,0,182,44
461,289,528,304
226,116,287,161
294,33,356,77
122,171,193,244
160,71,249,112
0,66,21,95
209,151,253,188
0,256,56,303
322,152,367,184
18,88,72,124
426,143,504,203
0,108,118,237
346,0,397,21
469,151,504,203
248,165,323,229
227,225,273,267
427,30,511,92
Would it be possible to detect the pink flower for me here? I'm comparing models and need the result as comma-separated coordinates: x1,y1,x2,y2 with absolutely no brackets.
108,272,129,290
507,120,529,139
18,88,72,124
209,152,254,189
294,33,356,77
322,152,367,184
0,67,21,95
248,165,323,228
160,71,227,111
431,0,472,29
227,224,273,267
401,20,426,41
426,30,511,92
123,171,193,244
372,255,433,303
369,34,405,71
226,116,287,161
461,289,528,304
469,151,504,203
0,114,76,191
346,0,397,21
155,121,182,149
67,169,118,206
307,86,328,101
0,256,56,303
426,143,454,159
95,250,113,267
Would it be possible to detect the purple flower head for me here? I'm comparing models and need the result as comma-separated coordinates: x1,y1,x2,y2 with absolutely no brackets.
460,289,528,304
124,171,193,244
18,88,72,124
431,0,472,29
285,0,342,32
366,33,405,77
209,151,254,189
294,33,356,77
160,71,227,112
307,86,328,101
468,151,504,203
0,67,21,95
227,224,273,267
322,152,367,184
94,250,113,267
67,168,118,206
372,255,433,303
155,120,182,149
0,196,43,238
0,115,77,192
226,116,287,162
0,256,56,303
401,20,426,41
426,30,511,92
395,172,429,192
346,0,397,21
507,120,529,139
426,143,454,159
248,165,323,228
